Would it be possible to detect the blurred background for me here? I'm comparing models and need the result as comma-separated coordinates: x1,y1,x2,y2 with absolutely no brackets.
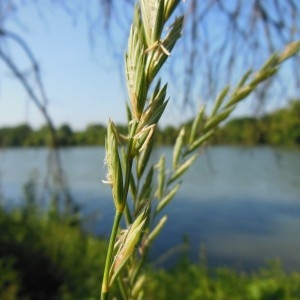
0,1,300,299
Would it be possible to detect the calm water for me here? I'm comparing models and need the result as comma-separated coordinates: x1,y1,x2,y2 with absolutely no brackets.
1,146,300,271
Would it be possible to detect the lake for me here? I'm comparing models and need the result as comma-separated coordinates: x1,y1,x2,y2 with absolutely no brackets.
1,146,300,271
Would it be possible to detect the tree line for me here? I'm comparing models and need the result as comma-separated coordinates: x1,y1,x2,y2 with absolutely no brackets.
1,99,299,148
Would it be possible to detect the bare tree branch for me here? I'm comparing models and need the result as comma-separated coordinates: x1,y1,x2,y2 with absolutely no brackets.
0,26,75,215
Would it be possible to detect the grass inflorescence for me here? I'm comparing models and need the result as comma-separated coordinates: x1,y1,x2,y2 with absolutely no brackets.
100,1,300,299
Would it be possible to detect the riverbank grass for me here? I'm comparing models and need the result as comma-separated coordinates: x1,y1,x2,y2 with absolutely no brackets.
1,204,300,300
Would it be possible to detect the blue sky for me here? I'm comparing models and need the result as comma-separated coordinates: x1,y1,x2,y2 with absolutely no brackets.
0,4,130,129
0,2,298,130
0,2,195,130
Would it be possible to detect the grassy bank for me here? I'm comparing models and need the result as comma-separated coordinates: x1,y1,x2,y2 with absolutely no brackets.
1,204,300,300
0,205,108,300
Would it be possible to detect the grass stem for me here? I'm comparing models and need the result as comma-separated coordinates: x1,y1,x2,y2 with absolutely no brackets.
101,210,123,300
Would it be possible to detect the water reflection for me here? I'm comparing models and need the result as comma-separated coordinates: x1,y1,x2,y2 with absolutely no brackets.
153,195,300,270
1,146,300,271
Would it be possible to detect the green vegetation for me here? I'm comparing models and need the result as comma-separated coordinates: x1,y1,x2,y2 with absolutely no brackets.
1,177,300,299
1,201,300,300
1,0,299,298
144,260,300,300
1,99,299,147
215,99,300,146
0,181,108,300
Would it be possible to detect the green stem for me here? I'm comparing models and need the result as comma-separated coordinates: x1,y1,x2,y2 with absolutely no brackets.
124,201,133,225
131,242,149,285
101,124,138,299
101,210,123,300
123,158,133,225
122,121,138,225
118,277,128,300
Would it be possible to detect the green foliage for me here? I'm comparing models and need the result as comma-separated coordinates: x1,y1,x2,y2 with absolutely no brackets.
1,179,300,299
1,0,299,297
216,117,262,145
263,99,300,146
216,99,300,146
144,260,300,300
0,258,20,300
0,201,108,300
0,124,32,147
1,99,299,148
0,123,106,147
2,199,300,300
57,124,75,146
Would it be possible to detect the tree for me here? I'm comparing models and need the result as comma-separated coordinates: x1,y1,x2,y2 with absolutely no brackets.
57,124,74,146
84,124,107,145
0,124,32,147
264,99,300,145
